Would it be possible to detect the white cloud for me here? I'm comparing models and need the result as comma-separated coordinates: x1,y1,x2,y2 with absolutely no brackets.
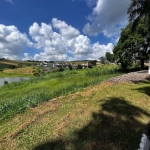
0,18,115,61
33,53,69,61
29,22,68,55
28,19,115,61
23,53,33,60
83,0,131,37
86,42,114,60
68,35,91,54
52,18,80,39
0,24,32,59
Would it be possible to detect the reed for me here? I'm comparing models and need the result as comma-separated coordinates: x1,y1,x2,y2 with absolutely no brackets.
0,66,122,121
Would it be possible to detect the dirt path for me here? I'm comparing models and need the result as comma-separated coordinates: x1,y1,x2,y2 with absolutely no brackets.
106,70,150,83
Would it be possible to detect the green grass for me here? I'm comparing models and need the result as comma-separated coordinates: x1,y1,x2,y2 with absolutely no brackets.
0,66,122,122
0,78,150,150
0,63,11,70
0,72,33,77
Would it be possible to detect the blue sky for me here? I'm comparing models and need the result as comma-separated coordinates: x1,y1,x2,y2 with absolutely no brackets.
0,0,131,61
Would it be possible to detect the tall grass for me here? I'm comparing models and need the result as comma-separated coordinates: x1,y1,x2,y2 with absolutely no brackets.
85,65,121,76
0,66,122,122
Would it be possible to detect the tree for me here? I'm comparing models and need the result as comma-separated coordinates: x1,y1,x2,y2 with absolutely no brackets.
99,56,107,64
113,19,150,70
89,60,97,66
128,0,150,32
68,64,73,70
105,52,115,63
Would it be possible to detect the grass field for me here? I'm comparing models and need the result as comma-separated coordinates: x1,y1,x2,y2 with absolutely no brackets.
0,66,121,121
0,65,150,150
3,66,34,75
0,60,18,66
0,59,36,77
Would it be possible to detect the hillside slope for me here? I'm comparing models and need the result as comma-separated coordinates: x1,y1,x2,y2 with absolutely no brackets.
1,73,150,150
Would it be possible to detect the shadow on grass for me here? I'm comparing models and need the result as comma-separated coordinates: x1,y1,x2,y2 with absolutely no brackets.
33,97,150,150
134,79,150,96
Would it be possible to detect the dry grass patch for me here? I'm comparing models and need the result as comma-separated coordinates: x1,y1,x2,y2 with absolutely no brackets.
3,66,33,74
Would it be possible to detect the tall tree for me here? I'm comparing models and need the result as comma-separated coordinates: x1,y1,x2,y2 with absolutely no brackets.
128,0,150,31
113,19,150,70
99,56,107,64
105,52,115,63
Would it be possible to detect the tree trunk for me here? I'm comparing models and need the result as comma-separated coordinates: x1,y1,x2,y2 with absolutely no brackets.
140,59,145,70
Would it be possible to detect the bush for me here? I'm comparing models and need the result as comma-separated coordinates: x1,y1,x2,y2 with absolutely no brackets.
9,65,16,69
17,63,23,68
88,64,93,69
33,72,40,77
77,64,82,69
68,64,73,70
58,67,64,71
4,81,8,85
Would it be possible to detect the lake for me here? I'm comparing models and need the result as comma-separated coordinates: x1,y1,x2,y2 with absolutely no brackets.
0,77,30,86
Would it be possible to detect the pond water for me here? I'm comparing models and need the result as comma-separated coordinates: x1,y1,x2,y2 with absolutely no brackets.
0,77,30,87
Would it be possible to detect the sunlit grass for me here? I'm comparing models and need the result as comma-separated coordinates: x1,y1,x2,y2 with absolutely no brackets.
0,81,150,150
3,66,34,75
0,66,122,122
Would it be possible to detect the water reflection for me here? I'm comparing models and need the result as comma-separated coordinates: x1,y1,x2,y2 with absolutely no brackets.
0,77,29,86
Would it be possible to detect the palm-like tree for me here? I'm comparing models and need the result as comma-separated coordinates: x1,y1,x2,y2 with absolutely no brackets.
128,0,150,31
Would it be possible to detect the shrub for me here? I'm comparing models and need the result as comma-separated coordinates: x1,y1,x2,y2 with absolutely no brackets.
4,80,8,85
9,65,16,69
77,64,82,69
88,64,93,69
33,72,40,77
58,67,64,72
68,64,73,70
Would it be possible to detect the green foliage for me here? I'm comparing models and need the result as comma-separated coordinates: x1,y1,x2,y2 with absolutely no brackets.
4,81,8,85
68,64,73,70
0,63,11,70
17,63,23,68
58,67,64,72
99,56,107,64
85,65,120,76
105,52,115,63
9,65,16,69
89,60,97,66
113,19,150,70
76,64,82,69
87,63,92,69
0,66,122,121
128,0,150,32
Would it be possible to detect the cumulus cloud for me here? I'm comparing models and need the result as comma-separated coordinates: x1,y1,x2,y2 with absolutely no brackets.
68,35,91,54
23,53,33,60
52,18,80,39
83,0,131,37
28,18,114,61
0,18,115,61
0,17,109,61
29,22,68,56
0,24,32,59
33,53,69,61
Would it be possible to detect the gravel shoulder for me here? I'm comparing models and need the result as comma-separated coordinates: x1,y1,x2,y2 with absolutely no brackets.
106,70,150,83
